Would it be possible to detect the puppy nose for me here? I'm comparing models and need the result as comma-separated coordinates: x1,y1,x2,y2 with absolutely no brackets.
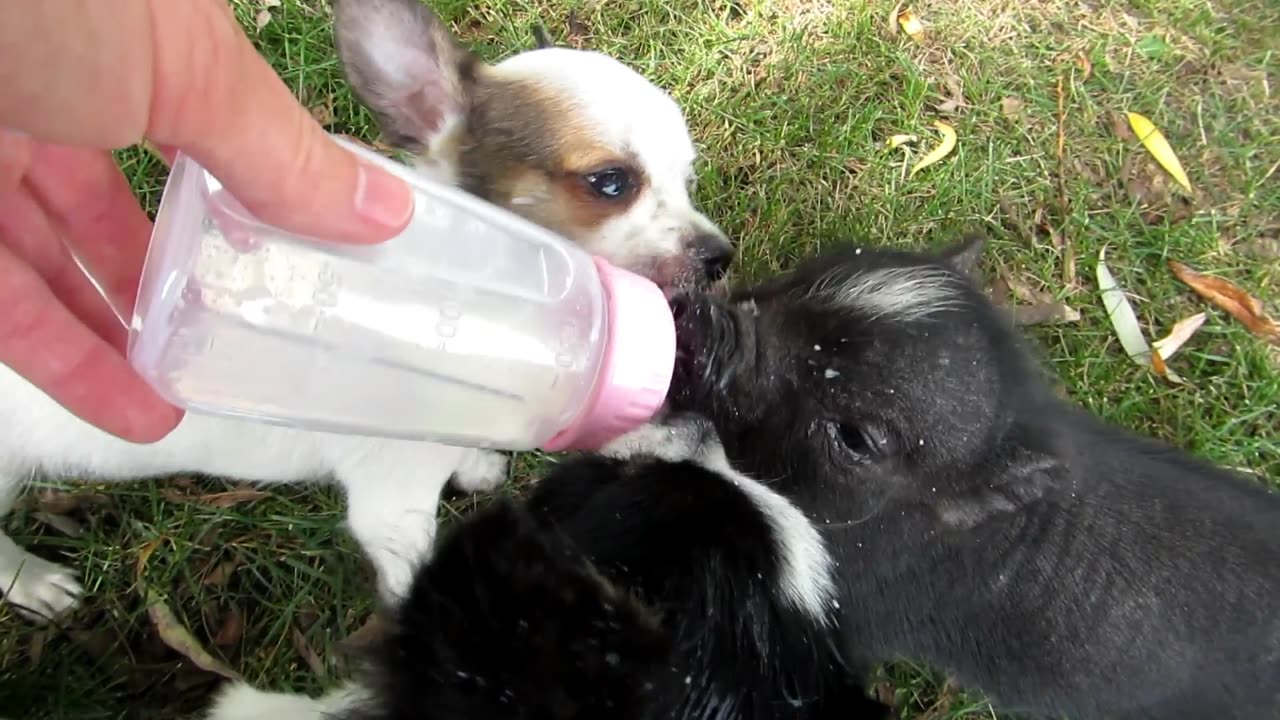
691,233,734,282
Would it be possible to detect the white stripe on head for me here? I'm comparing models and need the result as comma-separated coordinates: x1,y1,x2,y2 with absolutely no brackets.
601,419,838,622
719,461,839,623
810,265,966,322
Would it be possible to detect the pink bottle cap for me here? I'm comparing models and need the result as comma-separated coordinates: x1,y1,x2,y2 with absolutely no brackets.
542,257,675,452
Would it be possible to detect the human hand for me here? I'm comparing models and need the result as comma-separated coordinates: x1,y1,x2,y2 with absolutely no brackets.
0,0,414,443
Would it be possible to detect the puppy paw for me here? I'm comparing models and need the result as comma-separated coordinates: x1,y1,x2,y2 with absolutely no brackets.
449,449,509,493
367,532,434,607
1,552,83,623
204,681,368,720
600,415,722,466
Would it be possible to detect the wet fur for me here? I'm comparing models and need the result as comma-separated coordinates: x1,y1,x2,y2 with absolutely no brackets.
668,237,1280,720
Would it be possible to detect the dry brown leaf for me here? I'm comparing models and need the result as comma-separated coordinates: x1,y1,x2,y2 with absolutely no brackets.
1240,235,1280,260
309,98,335,127
212,606,245,647
937,75,966,115
135,536,167,579
1110,111,1136,142
1169,261,1279,345
1004,273,1050,304
987,276,1012,307
28,629,47,666
1000,97,1025,121
1075,53,1093,81
566,9,589,47
32,511,83,538
989,271,1081,326
161,488,270,508
339,612,393,656
291,626,327,676
35,489,110,515
1013,303,1082,326
874,682,898,708
146,588,241,680
202,559,239,588
66,628,120,661
886,0,905,35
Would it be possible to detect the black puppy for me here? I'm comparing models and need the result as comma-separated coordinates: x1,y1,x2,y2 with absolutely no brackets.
667,236,1280,719
205,448,891,720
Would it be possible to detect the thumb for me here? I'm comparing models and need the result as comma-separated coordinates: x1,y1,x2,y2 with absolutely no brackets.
145,0,413,244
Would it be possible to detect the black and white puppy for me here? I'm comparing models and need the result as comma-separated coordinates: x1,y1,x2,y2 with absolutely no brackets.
205,436,892,720
666,236,1280,720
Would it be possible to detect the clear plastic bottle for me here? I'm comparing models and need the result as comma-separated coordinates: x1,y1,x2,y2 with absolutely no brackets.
128,137,675,452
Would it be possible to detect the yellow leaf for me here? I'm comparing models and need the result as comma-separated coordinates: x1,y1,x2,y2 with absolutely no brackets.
1125,112,1193,193
909,121,957,177
885,134,919,149
897,8,925,42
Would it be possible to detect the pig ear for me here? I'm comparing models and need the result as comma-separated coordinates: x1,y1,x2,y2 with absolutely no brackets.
332,0,481,153
937,233,986,283
933,445,1063,530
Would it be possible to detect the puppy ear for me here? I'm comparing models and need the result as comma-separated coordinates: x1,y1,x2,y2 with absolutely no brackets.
937,233,986,282
934,446,1063,530
332,0,480,152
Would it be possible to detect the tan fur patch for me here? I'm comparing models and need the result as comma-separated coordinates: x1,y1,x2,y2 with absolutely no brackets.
458,74,643,240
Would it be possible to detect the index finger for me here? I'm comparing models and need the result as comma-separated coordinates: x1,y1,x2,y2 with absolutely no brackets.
145,0,413,245
0,243,182,442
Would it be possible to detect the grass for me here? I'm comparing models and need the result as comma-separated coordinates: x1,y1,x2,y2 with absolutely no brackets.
3,0,1277,717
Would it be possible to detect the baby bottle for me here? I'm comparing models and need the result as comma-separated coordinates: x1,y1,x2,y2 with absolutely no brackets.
127,137,675,452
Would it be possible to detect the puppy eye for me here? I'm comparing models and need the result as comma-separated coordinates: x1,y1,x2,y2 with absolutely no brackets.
584,169,630,199
832,421,891,459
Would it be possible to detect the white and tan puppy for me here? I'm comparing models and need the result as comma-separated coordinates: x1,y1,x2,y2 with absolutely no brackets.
0,0,730,622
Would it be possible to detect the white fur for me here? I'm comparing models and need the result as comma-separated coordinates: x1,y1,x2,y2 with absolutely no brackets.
601,419,838,622
0,365,501,617
812,266,965,322
204,682,368,720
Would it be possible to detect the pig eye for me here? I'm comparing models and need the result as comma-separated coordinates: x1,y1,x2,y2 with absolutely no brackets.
832,421,892,459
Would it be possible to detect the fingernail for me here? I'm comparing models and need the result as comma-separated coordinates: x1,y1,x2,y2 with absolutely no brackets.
354,162,414,236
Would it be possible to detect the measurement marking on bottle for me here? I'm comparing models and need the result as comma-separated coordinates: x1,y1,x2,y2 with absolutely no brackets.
435,301,461,340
